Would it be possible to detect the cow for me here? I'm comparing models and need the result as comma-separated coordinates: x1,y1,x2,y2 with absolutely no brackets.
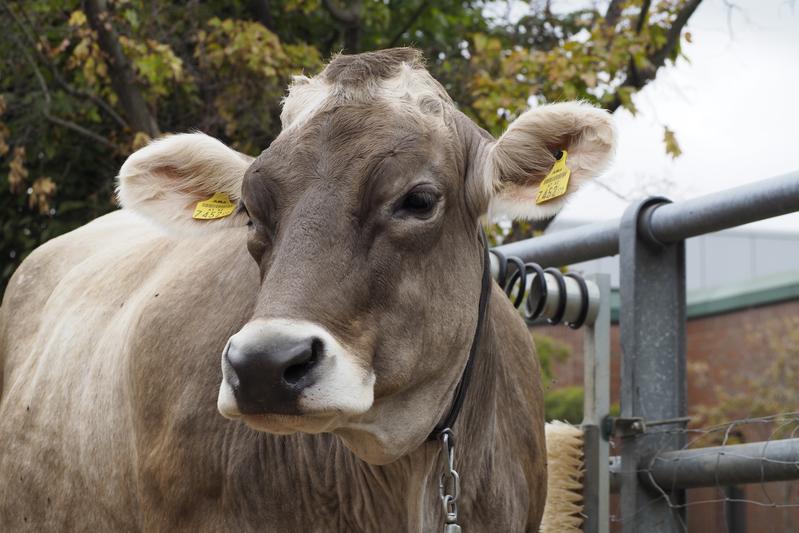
0,48,614,532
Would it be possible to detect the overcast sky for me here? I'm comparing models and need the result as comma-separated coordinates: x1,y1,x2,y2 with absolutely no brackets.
550,0,799,232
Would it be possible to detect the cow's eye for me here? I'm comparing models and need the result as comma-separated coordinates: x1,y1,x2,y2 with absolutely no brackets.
238,202,254,228
396,189,439,217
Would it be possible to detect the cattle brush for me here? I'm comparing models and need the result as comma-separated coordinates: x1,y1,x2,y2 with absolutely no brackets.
540,421,585,533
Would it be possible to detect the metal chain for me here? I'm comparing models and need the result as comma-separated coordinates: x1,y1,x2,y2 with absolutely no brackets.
438,429,462,532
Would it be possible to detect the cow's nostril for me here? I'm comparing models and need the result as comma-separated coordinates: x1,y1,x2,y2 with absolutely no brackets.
283,337,323,385
225,331,325,414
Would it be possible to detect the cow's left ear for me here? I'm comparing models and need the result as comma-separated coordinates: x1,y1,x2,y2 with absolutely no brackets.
480,102,616,220
117,132,253,234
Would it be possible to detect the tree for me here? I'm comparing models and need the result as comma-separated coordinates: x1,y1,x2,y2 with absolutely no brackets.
691,316,799,443
0,0,703,294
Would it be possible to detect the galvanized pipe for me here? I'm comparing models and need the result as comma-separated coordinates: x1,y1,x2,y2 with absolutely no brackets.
608,438,799,490
492,171,799,268
492,219,619,269
648,171,799,244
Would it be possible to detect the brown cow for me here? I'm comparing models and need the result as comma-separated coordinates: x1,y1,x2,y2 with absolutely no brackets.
0,48,614,532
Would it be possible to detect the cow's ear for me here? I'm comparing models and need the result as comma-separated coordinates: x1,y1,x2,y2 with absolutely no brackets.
479,102,615,220
117,133,253,233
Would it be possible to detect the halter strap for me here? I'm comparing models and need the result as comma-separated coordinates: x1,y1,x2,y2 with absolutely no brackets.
429,228,492,440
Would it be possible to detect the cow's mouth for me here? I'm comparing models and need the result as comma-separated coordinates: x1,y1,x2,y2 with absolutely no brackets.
237,411,344,435
218,372,371,435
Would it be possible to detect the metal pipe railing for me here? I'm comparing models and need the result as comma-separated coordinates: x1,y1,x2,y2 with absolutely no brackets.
493,171,799,268
608,438,799,491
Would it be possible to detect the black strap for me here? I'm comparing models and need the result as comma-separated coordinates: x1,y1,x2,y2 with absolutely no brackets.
429,228,492,440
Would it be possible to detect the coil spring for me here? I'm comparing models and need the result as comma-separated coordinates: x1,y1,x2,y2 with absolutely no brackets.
489,249,590,330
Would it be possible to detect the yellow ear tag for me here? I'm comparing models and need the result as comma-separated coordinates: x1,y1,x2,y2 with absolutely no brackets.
535,150,571,205
192,192,236,220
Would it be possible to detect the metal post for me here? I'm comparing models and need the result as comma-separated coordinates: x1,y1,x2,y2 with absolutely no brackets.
724,486,746,533
582,274,611,533
619,197,687,532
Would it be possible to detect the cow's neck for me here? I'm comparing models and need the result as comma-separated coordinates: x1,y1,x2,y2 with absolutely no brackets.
227,294,505,532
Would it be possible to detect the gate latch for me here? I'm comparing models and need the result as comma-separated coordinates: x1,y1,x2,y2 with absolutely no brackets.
602,416,691,439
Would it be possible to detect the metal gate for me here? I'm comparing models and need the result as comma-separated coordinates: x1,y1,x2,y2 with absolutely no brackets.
492,172,799,532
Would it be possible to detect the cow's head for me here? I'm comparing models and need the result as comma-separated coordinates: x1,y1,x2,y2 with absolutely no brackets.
118,48,614,464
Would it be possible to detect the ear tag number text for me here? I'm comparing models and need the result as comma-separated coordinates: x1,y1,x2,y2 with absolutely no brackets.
535,150,571,205
192,192,236,220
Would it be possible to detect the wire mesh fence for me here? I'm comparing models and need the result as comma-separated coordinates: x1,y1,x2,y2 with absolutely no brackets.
608,412,799,532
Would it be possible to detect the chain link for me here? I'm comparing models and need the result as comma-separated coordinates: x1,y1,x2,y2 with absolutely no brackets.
438,429,461,528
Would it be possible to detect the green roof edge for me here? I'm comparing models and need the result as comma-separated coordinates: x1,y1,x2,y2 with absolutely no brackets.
610,270,799,323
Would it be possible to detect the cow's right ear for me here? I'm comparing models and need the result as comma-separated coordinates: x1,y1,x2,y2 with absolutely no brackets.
117,132,253,233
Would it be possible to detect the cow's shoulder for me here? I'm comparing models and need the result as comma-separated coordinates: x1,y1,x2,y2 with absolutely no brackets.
1,211,143,371
0,208,260,529
5,210,142,298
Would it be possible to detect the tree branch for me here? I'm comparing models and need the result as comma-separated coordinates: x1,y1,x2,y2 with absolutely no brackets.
10,27,117,150
606,0,703,112
44,113,118,150
388,1,430,48
322,0,362,52
603,0,625,28
635,0,652,34
1,0,129,129
250,0,274,31
649,0,702,69
322,0,359,25
85,0,160,137
592,178,630,202
626,0,653,89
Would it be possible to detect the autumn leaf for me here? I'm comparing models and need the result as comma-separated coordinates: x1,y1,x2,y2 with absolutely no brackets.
132,132,151,152
8,146,28,194
29,176,57,214
68,10,87,27
0,125,8,157
663,126,682,158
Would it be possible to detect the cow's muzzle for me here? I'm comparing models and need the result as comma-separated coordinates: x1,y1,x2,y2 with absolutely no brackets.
217,319,375,424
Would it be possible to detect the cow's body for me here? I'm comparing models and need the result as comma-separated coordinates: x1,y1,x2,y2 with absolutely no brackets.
0,209,545,532
1,48,614,531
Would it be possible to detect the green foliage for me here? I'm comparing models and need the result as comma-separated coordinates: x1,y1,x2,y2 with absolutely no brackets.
535,333,621,423
0,0,699,295
534,333,572,387
544,386,584,424
534,333,581,423
194,16,322,150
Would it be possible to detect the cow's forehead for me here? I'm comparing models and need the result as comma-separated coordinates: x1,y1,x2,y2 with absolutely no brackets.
281,48,453,131
252,103,450,197
242,98,461,229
